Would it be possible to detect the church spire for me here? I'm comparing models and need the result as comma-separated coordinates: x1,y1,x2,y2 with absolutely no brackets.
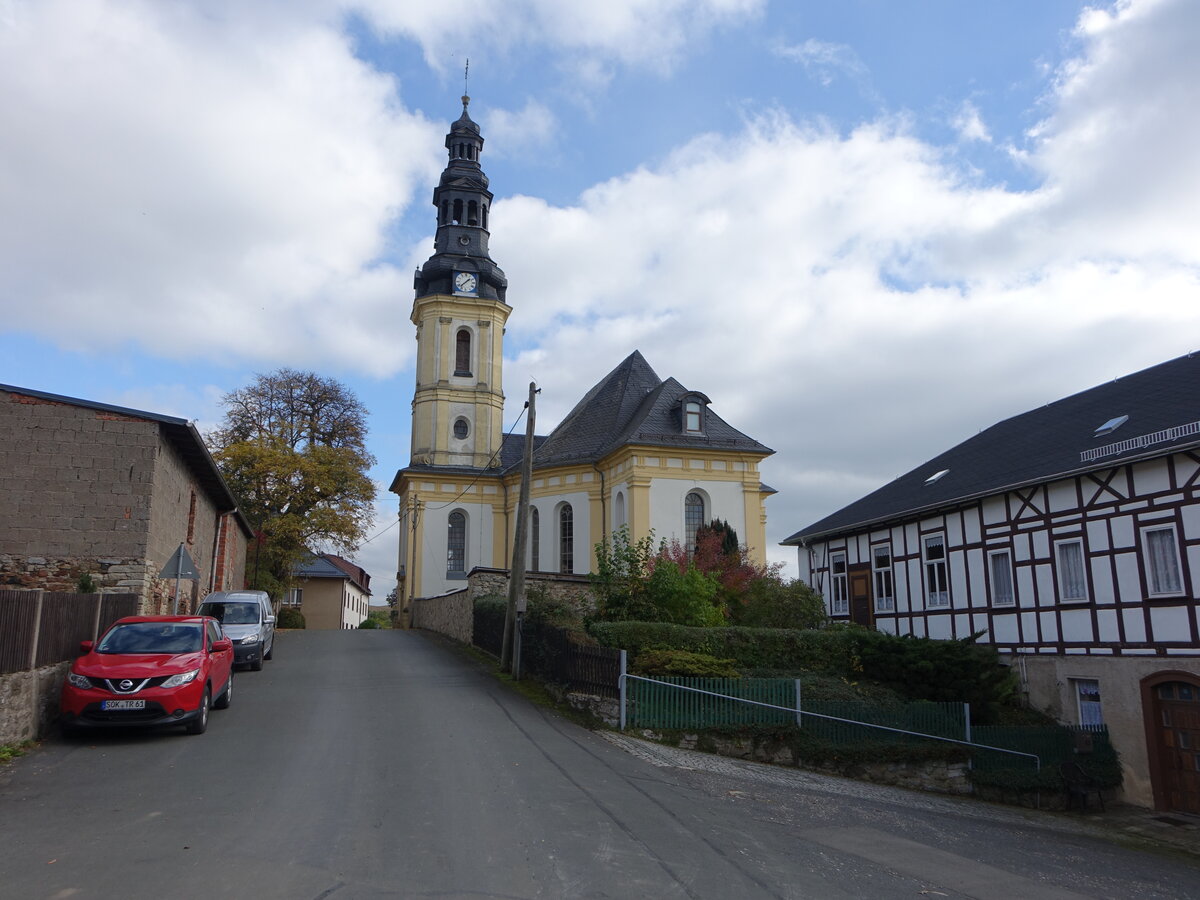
413,96,507,303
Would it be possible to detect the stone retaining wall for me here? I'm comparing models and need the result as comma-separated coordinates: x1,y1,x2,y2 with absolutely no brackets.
412,589,473,644
0,662,70,744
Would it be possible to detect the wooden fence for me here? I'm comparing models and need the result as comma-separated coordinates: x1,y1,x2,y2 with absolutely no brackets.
0,590,139,675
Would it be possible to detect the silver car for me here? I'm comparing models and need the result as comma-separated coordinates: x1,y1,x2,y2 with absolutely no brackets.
196,590,275,671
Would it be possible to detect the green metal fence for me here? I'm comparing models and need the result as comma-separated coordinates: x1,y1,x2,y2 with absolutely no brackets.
970,725,1109,774
626,677,799,729
800,700,966,744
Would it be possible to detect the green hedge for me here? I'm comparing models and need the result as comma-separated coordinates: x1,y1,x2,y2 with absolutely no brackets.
277,607,305,629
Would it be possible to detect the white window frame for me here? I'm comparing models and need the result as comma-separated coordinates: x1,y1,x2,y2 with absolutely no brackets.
1141,523,1184,597
872,545,894,612
829,551,849,616
988,548,1015,607
1054,538,1088,603
923,533,950,608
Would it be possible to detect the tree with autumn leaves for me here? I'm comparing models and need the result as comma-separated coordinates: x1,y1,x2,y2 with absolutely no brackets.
207,369,376,599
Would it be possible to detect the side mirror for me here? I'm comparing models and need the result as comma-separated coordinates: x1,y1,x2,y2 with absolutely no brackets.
79,640,94,655
265,615,276,625
213,637,233,653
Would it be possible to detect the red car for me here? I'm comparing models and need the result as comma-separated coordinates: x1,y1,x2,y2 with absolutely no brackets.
60,615,234,736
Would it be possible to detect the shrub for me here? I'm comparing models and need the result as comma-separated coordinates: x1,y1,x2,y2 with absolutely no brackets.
633,649,740,677
358,618,380,629
731,575,827,630
277,607,306,629
76,572,98,593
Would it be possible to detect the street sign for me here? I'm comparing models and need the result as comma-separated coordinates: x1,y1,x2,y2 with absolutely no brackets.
159,544,200,580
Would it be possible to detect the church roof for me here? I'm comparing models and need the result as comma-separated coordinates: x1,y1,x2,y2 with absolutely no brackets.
527,351,772,468
783,351,1200,545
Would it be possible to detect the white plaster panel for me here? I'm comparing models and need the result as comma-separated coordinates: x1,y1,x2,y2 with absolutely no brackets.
947,515,963,547
905,523,919,555
1021,612,1038,642
1089,555,1115,605
548,476,561,486
565,474,577,484
954,614,970,637
1150,606,1192,643
1047,479,1077,513
734,461,746,471
1035,564,1055,606
1110,516,1135,548
1016,565,1036,608
1113,552,1142,603
1181,503,1200,541
1096,609,1119,642
908,560,923,611
950,549,968,608
963,508,981,545
872,617,896,635
689,459,704,469
1059,609,1093,643
1032,531,1050,560
895,561,911,613
712,460,726,470
855,534,869,565
920,514,945,533
543,490,592,575
1039,611,1059,642
1086,519,1109,551
892,525,906,555
967,547,985,607
1190,544,1200,598
1122,608,1147,642
1132,459,1171,496
797,549,812,584
925,616,948,639
644,457,658,467
666,458,683,468
1013,532,1031,563
647,477,745,547
981,496,1006,526
1174,454,1199,488
991,614,1018,643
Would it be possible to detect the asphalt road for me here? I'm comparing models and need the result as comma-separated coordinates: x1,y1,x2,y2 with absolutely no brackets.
1,629,1198,899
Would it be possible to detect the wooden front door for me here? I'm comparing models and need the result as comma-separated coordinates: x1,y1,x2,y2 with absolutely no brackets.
1150,680,1200,813
848,564,873,628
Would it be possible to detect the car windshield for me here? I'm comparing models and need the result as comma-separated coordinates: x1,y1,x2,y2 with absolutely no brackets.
198,602,259,625
97,623,203,655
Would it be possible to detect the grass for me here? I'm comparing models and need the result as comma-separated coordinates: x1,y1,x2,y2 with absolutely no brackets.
0,741,36,765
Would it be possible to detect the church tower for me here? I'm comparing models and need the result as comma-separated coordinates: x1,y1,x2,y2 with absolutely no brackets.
410,95,510,469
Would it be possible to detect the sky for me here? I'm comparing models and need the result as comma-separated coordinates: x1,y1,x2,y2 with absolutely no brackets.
3,0,1198,598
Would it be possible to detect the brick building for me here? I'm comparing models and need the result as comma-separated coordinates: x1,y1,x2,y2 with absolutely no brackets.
0,384,252,612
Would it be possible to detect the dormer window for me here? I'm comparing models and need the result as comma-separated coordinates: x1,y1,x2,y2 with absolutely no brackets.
680,391,710,434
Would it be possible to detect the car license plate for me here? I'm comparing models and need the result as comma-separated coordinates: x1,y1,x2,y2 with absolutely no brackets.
102,699,145,710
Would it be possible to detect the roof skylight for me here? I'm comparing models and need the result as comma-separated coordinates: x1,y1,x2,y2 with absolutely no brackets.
1094,414,1129,437
924,469,950,485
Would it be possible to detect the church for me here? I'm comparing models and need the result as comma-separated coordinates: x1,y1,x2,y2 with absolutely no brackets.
389,97,775,610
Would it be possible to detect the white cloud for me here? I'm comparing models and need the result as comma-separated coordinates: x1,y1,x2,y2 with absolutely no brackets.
484,100,558,159
774,38,872,90
951,100,992,143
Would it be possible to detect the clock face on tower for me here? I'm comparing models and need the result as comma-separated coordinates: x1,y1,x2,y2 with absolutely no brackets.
454,272,478,294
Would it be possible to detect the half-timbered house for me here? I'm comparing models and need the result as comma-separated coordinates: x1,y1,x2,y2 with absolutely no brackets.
782,352,1200,813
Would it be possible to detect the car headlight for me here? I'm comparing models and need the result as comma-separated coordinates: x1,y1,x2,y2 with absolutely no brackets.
67,672,93,689
161,669,200,689
240,633,261,644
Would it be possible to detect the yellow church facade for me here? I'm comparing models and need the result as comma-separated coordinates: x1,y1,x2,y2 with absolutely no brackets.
390,98,774,611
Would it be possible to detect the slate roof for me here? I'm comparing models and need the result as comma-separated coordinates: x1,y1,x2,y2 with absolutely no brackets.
530,351,773,467
783,351,1200,545
293,552,371,594
1,382,253,536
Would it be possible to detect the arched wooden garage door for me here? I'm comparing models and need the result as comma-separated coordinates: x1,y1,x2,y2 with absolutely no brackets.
1143,674,1200,814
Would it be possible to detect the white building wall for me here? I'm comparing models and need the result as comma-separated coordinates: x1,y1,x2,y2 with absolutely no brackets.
419,499,497,597
647,477,747,549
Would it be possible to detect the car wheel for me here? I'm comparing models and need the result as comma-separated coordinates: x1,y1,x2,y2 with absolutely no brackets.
250,647,264,671
213,673,233,709
264,640,273,661
185,687,210,734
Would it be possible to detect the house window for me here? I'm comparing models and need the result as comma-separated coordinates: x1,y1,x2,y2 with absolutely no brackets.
1073,678,1104,727
559,504,574,574
1055,538,1088,602
286,588,303,608
684,492,705,553
1143,524,1184,596
872,545,894,612
989,549,1015,606
923,534,950,608
455,329,472,376
830,551,848,616
447,511,466,573
614,491,626,528
530,507,540,572
685,401,702,433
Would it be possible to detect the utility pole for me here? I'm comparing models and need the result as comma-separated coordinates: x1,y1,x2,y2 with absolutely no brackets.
405,495,421,629
501,382,538,673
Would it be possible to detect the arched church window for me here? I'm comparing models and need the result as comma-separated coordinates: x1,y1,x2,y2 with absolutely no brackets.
455,329,471,376
685,492,705,554
530,507,540,571
447,511,466,573
481,204,488,229
441,200,449,225
614,491,626,529
468,200,478,226
559,504,574,574
452,199,463,224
